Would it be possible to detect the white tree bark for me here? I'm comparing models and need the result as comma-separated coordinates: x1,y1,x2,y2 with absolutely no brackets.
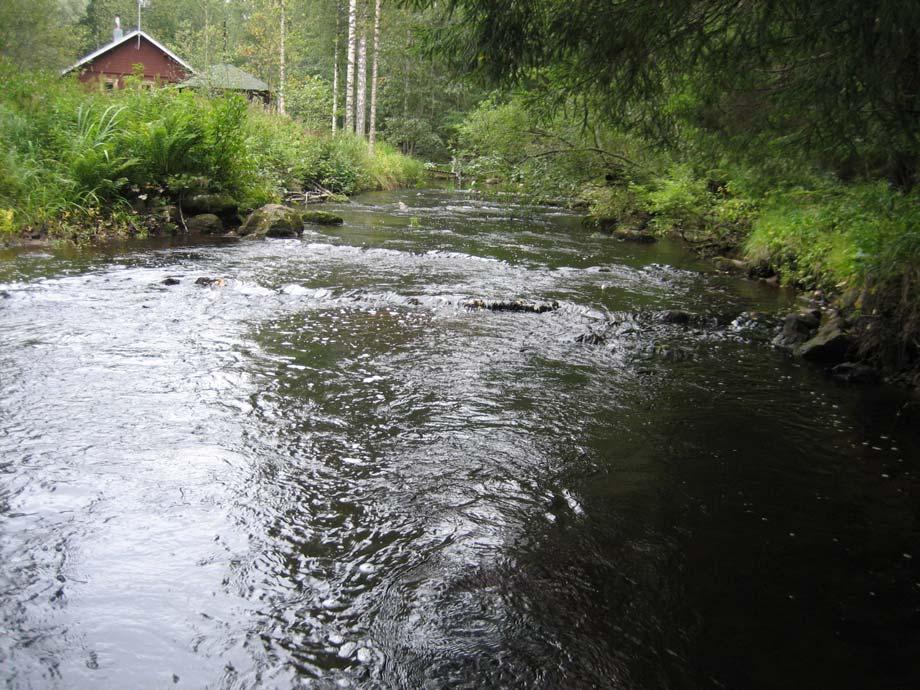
368,0,381,152
356,27,367,137
344,0,357,133
278,0,286,114
332,4,339,133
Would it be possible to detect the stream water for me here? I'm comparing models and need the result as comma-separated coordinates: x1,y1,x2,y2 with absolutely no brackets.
1,189,918,689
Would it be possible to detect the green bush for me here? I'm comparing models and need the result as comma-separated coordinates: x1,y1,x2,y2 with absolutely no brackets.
286,75,333,132
745,183,920,290
0,60,424,239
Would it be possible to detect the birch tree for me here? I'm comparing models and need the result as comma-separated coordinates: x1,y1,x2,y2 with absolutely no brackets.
368,0,381,151
332,4,339,133
278,0,286,114
344,0,357,133
356,24,367,137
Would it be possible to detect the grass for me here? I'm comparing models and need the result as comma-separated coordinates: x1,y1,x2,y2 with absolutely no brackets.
0,60,424,240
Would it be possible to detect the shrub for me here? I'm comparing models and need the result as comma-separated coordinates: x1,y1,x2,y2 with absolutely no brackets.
286,75,333,132
0,61,424,238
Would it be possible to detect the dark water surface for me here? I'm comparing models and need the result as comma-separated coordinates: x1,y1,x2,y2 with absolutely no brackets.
1,190,918,689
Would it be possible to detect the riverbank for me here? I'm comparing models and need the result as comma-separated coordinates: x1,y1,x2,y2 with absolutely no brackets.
579,177,920,392
448,93,920,390
0,63,424,246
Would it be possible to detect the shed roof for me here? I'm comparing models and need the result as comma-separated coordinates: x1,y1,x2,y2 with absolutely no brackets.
181,64,270,92
62,30,195,76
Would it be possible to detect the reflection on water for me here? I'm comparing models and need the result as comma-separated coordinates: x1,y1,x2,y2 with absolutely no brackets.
0,190,918,689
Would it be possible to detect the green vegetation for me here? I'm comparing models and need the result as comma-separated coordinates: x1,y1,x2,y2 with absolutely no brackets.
0,62,422,241
424,0,920,371
454,90,920,303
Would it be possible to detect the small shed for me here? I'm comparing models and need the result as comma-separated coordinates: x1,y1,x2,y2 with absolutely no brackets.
62,30,193,88
180,64,272,105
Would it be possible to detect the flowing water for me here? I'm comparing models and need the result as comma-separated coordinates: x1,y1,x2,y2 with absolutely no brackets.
1,190,918,689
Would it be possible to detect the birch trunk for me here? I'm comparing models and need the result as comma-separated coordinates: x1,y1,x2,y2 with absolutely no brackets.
278,0,286,114
344,0,357,133
356,29,367,137
332,6,339,133
368,0,381,153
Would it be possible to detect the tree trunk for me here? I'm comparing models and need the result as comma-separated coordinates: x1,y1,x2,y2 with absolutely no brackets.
368,0,381,153
332,5,339,134
278,0,286,114
344,0,357,133
356,27,367,137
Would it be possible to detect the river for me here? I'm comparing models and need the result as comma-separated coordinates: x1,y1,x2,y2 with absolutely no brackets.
1,189,918,689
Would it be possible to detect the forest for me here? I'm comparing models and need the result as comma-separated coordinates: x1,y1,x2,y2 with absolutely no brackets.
1,0,919,370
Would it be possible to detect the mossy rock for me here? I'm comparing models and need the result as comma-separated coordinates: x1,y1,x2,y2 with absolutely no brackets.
239,204,304,239
186,213,224,235
301,210,344,226
183,193,239,217
613,228,657,243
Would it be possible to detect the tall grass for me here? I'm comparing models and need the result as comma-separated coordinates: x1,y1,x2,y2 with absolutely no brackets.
0,60,424,238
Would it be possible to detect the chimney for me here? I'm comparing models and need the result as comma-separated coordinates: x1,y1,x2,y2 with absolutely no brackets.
113,16,123,41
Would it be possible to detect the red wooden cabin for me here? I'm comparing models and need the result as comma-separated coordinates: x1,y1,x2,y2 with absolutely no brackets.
62,29,193,89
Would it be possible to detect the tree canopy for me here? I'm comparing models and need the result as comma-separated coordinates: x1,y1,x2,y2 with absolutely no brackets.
412,0,920,184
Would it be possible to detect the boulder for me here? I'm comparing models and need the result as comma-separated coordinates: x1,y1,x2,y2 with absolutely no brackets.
773,311,820,350
795,317,852,364
182,193,238,218
186,213,224,235
660,309,693,326
301,210,344,226
713,256,752,274
613,228,657,243
239,204,305,239
162,277,181,286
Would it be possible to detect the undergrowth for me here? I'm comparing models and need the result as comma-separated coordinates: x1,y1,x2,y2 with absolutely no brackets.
0,61,423,240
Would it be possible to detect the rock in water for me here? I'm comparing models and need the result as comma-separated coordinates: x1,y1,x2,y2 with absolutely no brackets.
195,277,226,287
185,213,224,235
239,204,305,239
613,228,657,243
773,311,820,350
659,309,693,325
301,210,344,226
464,299,560,314
795,316,852,364
162,277,181,286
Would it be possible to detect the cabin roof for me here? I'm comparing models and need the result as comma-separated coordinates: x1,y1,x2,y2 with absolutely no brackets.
181,64,270,92
62,30,195,76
